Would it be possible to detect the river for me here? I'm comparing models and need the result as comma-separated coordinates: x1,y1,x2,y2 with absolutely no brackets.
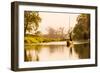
24,41,90,62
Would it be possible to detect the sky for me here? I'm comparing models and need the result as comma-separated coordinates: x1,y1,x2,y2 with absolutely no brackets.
37,12,80,34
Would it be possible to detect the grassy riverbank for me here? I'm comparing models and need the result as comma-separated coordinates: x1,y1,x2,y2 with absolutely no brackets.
24,35,64,44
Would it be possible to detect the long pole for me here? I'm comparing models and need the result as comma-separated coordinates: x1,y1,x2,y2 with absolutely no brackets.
69,15,70,31
69,15,72,41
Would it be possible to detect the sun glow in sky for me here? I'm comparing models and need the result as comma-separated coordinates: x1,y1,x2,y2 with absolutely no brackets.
38,12,80,34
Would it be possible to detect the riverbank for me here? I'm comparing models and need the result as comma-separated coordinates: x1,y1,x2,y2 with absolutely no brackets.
24,35,63,44
25,40,89,46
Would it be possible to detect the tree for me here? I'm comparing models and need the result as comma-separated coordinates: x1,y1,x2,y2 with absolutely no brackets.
57,27,65,39
34,31,42,36
47,27,56,38
47,27,66,40
72,14,90,40
24,11,41,35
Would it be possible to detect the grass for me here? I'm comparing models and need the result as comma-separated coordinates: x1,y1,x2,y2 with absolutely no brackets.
24,35,63,44
24,36,62,44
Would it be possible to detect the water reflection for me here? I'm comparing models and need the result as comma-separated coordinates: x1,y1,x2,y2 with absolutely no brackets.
74,43,90,59
24,43,90,62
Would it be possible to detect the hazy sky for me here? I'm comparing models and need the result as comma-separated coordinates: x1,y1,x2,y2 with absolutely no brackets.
38,12,80,34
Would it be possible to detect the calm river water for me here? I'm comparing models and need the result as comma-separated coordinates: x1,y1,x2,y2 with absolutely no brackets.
24,42,90,62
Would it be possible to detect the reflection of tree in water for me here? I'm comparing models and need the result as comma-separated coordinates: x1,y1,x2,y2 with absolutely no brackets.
49,45,64,53
24,45,42,61
24,43,90,62
74,43,90,59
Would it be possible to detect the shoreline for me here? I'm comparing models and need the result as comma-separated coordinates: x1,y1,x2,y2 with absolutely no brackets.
25,40,89,46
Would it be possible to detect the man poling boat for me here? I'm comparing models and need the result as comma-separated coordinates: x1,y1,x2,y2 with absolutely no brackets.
66,32,73,47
